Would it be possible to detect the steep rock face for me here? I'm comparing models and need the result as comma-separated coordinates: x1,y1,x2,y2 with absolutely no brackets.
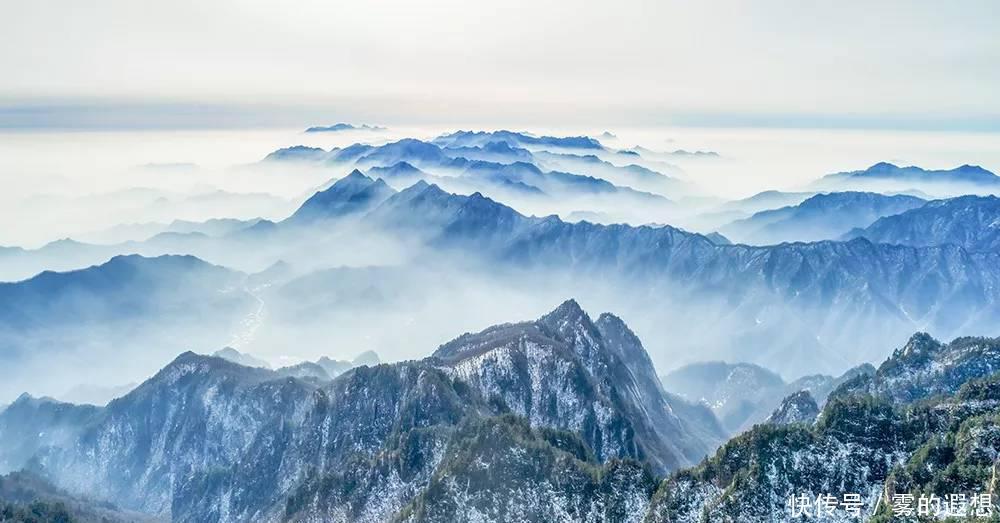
764,391,819,425
431,299,723,473
846,195,1000,252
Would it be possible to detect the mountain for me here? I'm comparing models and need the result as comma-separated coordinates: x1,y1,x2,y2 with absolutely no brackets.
713,190,816,215
0,301,719,522
76,217,263,244
265,138,669,210
213,347,271,369
315,351,382,378
441,141,534,163
263,145,326,162
431,299,725,473
719,191,926,245
352,139,458,169
763,390,819,425
304,123,384,132
393,415,657,523
661,362,783,432
672,190,817,235
0,470,160,523
12,176,1000,386
532,151,687,196
632,145,720,159
703,231,731,245
832,332,1000,404
286,170,396,223
645,332,1000,522
272,178,1000,376
662,361,875,434
9,325,1000,521
812,162,1000,194
367,161,431,184
432,130,603,150
275,361,331,381
365,182,532,248
0,255,255,401
846,194,1000,252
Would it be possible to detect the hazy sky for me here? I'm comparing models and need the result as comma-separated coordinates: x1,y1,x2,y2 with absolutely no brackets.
2,0,998,129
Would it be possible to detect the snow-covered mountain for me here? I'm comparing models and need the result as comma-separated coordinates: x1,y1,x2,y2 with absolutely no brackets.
645,332,1000,522
0,301,720,522
7,325,1000,522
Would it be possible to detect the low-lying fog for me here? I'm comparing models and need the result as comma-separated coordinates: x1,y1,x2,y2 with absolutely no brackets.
2,124,1000,403
3,125,999,247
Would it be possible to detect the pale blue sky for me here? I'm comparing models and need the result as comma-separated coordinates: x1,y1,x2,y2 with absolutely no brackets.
1,0,997,129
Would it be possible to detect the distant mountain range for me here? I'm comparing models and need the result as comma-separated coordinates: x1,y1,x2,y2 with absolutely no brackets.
304,123,385,133
0,255,256,400
846,194,1000,252
213,346,383,380
265,137,683,209
432,130,603,150
212,347,271,369
719,191,926,245
290,175,1000,374
0,301,721,522
812,161,1000,195
5,171,1000,384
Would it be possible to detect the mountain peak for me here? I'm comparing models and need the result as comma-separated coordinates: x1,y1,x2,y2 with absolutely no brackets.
402,179,431,193
288,170,396,222
344,168,369,181
765,390,819,425
540,298,588,326
868,161,900,171
899,332,941,357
